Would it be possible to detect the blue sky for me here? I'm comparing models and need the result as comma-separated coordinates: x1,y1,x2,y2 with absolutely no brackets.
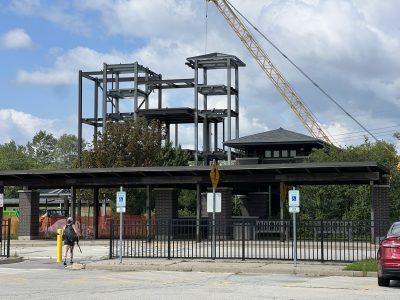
1,0,400,150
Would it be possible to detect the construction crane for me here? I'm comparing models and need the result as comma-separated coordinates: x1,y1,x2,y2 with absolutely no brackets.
210,0,333,145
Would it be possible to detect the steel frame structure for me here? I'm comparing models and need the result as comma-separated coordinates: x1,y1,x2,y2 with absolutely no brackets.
77,54,245,166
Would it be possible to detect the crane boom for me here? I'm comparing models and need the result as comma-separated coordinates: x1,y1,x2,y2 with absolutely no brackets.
211,0,333,145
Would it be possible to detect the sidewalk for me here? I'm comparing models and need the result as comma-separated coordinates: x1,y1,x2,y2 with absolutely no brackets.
83,258,377,277
1,239,377,278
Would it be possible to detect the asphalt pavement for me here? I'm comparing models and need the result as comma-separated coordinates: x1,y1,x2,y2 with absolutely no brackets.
0,239,377,278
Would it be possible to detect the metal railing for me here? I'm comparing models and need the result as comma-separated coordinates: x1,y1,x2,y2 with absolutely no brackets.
109,218,387,262
1,218,11,258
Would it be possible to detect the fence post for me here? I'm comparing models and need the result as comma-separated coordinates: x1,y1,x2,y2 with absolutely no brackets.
109,220,113,259
167,219,171,260
320,220,324,263
7,218,11,258
242,219,245,261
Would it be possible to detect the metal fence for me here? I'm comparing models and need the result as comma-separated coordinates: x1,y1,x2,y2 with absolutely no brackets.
1,218,11,257
109,218,387,262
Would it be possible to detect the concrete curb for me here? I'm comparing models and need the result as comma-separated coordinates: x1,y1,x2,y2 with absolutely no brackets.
83,259,378,277
0,257,24,265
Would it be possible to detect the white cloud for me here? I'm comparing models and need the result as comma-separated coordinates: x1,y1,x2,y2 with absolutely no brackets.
79,0,198,40
0,109,75,145
0,28,32,49
9,0,91,36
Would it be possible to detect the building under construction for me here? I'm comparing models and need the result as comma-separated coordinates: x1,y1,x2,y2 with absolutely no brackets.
77,52,245,166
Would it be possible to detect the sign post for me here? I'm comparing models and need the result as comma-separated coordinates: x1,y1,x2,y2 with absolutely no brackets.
210,159,219,259
116,187,126,263
288,188,300,266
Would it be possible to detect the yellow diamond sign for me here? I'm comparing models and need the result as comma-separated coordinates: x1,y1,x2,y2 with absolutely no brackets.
210,159,219,191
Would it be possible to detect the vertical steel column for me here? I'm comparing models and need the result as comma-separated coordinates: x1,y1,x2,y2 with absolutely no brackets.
235,66,239,139
158,74,162,109
102,63,107,133
165,123,170,142
77,192,81,221
175,124,178,147
214,122,218,152
94,80,99,144
369,180,375,242
63,196,69,217
78,70,83,167
115,72,119,113
222,120,225,150
194,61,199,164
203,68,209,153
146,185,151,242
268,185,272,218
70,186,76,221
196,183,201,242
227,58,232,164
145,70,149,109
93,187,99,239
134,62,138,120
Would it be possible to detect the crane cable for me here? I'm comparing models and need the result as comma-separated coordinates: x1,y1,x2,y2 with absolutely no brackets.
225,0,380,144
205,0,209,54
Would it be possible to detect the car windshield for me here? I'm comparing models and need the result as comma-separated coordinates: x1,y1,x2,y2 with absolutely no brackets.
388,223,400,237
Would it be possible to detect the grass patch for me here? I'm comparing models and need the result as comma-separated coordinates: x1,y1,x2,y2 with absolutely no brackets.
343,259,377,272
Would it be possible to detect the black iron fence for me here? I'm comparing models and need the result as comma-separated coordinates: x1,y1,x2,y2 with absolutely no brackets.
109,218,389,262
1,218,11,258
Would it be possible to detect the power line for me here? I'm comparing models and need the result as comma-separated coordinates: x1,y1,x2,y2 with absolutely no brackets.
331,125,400,138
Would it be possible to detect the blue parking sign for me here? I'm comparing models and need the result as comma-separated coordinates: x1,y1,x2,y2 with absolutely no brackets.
288,190,300,207
116,191,126,208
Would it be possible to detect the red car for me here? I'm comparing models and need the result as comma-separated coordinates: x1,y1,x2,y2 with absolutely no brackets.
377,221,400,287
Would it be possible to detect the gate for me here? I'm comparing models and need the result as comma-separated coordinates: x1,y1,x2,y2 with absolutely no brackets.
1,218,11,257
109,218,384,262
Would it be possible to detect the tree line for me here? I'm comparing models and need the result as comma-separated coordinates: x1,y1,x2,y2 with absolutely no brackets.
1,118,399,220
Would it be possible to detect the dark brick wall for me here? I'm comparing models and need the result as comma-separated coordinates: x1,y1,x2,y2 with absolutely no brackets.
18,190,39,240
371,185,391,240
154,188,178,220
241,193,269,218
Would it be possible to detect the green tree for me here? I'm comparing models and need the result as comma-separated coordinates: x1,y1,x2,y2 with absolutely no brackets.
55,134,80,168
81,118,190,215
0,141,35,198
81,118,162,168
299,140,399,220
0,141,33,170
178,190,196,217
27,130,57,167
158,140,189,166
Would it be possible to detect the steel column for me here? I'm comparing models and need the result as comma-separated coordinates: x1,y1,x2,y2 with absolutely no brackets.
102,63,107,133
78,70,83,167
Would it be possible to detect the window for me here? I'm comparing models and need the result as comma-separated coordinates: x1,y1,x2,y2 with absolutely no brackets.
290,150,296,157
273,150,280,158
265,150,272,158
282,150,288,157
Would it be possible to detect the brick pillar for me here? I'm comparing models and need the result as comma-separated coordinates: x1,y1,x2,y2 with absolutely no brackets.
18,188,40,240
371,184,391,242
241,192,269,218
154,188,178,238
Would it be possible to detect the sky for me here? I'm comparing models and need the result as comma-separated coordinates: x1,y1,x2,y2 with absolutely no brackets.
1,0,400,151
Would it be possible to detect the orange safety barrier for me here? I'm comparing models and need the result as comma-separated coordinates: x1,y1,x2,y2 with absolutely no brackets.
3,212,155,239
